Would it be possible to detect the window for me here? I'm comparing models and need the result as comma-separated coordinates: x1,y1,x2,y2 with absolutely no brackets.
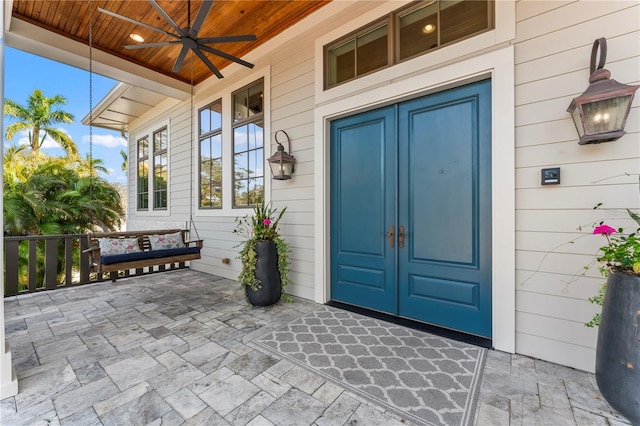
199,100,223,208
153,127,168,210
327,23,389,87
325,0,494,88
137,136,149,211
233,79,264,207
136,123,169,212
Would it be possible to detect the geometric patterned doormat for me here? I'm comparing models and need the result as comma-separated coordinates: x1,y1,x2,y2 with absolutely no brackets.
254,305,486,426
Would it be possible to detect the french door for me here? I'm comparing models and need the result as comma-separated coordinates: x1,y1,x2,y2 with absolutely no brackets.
330,79,492,337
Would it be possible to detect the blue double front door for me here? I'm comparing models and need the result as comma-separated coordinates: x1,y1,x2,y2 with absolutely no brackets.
330,79,492,337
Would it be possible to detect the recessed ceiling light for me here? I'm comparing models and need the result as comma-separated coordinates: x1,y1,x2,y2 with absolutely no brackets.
129,33,145,42
422,24,436,34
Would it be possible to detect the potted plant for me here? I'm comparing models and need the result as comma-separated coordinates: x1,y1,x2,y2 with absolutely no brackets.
590,211,640,424
234,200,291,307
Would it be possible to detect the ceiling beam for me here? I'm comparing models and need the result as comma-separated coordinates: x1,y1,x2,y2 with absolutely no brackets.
5,18,190,101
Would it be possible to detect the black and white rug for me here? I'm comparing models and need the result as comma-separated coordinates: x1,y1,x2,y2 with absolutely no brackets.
254,305,486,426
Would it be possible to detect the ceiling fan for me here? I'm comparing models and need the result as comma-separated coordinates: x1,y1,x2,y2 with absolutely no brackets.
98,0,257,79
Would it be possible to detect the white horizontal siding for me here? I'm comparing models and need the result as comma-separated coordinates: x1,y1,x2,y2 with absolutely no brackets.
516,310,599,372
120,0,639,373
514,0,640,372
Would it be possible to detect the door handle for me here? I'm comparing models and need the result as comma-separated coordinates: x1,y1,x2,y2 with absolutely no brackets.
398,226,405,249
387,225,394,248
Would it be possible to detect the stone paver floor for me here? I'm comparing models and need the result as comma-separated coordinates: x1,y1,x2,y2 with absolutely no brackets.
1,270,631,425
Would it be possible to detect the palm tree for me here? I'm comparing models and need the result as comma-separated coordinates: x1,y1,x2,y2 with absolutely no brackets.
4,89,78,156
3,150,124,236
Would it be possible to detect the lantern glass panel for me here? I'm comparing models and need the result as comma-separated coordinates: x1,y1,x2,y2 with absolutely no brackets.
269,159,294,179
571,108,585,137
581,95,631,135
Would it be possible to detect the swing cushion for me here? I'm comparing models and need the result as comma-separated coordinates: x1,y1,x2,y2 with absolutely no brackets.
98,238,141,256
148,232,185,250
101,246,201,265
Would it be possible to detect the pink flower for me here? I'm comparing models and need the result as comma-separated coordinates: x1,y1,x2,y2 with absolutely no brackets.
593,224,616,235
263,219,272,226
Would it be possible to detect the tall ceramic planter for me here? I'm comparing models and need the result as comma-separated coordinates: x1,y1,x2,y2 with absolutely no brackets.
595,271,640,425
246,240,282,307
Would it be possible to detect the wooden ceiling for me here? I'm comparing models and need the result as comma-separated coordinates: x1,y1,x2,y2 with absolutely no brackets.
11,0,331,85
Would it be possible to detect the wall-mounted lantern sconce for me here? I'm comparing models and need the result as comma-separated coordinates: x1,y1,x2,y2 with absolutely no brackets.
567,37,639,145
267,130,295,180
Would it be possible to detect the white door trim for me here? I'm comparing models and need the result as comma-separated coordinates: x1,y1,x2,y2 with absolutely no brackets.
314,46,516,353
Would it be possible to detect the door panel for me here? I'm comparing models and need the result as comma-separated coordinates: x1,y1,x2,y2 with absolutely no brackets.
398,80,492,337
330,79,492,337
330,107,398,314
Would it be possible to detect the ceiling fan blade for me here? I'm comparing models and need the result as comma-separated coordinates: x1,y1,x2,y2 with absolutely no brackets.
98,7,178,40
198,35,257,44
124,41,180,50
148,0,185,36
193,48,224,79
189,0,214,39
200,45,255,69
172,45,190,73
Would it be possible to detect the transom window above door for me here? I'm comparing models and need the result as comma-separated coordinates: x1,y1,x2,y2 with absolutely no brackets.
324,0,494,89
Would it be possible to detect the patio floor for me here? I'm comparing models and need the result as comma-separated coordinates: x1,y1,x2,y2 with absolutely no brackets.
1,269,631,425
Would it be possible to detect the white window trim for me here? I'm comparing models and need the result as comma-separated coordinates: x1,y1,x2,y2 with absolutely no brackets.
194,67,271,217
314,0,515,105
313,2,516,354
133,119,171,217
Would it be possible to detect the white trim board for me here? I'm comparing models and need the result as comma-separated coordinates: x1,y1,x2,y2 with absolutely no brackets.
313,46,516,354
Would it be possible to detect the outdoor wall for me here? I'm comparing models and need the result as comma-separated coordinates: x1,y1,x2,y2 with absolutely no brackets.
124,0,638,373
513,0,640,372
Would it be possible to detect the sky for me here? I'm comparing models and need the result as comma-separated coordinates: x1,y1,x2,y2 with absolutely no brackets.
3,47,128,184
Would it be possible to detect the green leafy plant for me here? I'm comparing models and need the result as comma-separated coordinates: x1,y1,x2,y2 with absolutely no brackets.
593,223,640,275
234,200,291,303
585,211,640,327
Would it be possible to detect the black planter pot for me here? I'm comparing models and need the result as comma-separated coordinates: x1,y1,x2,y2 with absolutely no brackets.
595,271,640,425
245,240,282,307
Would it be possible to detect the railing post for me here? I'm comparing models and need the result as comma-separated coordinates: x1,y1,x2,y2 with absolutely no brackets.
28,240,37,292
64,237,73,287
80,236,91,284
4,240,19,297
44,238,58,291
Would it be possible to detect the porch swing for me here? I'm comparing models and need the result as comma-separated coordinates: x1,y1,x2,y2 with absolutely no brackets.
83,1,203,282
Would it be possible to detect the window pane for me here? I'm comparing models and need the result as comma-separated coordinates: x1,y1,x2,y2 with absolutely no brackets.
357,24,388,76
200,183,212,208
154,127,167,152
211,185,222,207
328,40,355,86
248,122,264,150
235,179,248,206
200,108,211,134
153,152,167,210
234,125,248,153
201,138,211,159
249,178,264,204
235,152,248,178
234,90,248,122
399,2,438,60
137,159,148,210
137,137,148,158
248,150,257,178
441,0,489,44
200,101,222,134
138,193,148,210
211,133,222,159
248,82,263,117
